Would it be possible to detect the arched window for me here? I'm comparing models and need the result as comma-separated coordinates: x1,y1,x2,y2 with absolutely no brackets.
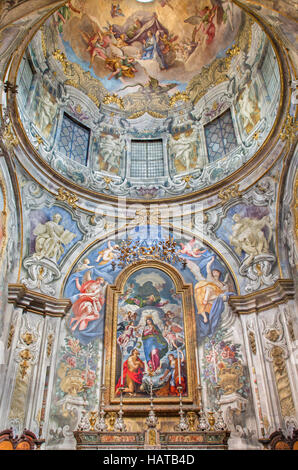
260,42,279,100
17,56,34,107
204,109,237,163
58,113,90,166
130,139,164,178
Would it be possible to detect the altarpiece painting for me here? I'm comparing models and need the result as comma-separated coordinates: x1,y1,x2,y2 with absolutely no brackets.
103,261,198,413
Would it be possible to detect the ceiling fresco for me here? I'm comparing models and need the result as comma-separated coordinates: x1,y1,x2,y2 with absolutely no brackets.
52,0,244,96
14,0,281,201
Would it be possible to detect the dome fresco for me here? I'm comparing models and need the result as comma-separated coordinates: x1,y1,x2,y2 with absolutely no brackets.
53,0,243,94
16,0,281,200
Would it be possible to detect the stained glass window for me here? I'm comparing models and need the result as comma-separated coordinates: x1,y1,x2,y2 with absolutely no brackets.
204,109,237,163
17,56,33,107
130,139,164,178
58,113,90,166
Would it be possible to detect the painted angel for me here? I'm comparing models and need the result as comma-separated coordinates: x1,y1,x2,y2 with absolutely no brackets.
69,270,107,332
178,237,207,258
163,319,185,349
186,257,234,341
80,28,111,68
117,321,139,350
111,3,124,18
74,258,94,272
105,55,137,81
187,257,231,321
96,240,119,265
184,3,219,47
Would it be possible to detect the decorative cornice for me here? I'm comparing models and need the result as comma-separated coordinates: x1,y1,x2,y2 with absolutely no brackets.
228,279,295,315
8,283,71,317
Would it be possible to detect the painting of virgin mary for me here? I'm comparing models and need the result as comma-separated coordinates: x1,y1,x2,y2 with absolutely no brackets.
141,316,169,371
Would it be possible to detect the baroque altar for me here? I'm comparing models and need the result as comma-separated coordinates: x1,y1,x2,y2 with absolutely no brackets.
73,429,230,450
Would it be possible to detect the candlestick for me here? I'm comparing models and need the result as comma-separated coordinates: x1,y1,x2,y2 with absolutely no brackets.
195,345,200,386
212,344,218,383
102,347,106,384
175,385,189,432
97,384,108,432
120,352,124,386
178,350,181,385
146,374,158,428
114,387,127,432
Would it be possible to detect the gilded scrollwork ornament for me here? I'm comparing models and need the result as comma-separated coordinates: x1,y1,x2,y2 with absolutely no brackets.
103,93,124,110
280,114,298,142
1,121,19,151
7,324,15,349
248,330,257,355
19,349,32,379
56,187,79,209
218,183,242,203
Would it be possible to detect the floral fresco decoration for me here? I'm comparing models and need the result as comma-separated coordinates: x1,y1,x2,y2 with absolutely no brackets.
56,336,99,404
202,328,250,400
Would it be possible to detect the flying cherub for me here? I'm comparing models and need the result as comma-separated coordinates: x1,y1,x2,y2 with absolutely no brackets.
178,237,207,258
96,240,119,265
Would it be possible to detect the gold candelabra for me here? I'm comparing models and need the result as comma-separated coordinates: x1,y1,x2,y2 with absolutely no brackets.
114,387,127,432
111,238,187,271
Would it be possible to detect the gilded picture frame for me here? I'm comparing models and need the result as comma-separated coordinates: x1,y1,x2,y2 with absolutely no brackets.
103,260,199,414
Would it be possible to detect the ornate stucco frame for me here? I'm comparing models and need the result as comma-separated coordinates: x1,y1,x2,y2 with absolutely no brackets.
0,170,8,268
103,260,199,414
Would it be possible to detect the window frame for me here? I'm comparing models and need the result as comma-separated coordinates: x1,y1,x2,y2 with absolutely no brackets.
129,138,165,179
204,108,237,163
57,112,91,166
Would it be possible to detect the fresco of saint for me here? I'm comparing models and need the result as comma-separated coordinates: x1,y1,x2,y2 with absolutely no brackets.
115,348,145,396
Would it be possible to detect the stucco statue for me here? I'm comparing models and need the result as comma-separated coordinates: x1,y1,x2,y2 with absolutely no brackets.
98,134,125,172
169,131,201,172
238,82,259,133
35,88,58,136
33,213,76,263
229,213,273,265
283,210,298,269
